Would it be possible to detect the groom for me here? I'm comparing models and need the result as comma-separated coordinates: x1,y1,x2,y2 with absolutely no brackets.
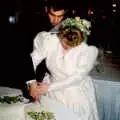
35,0,68,81
25,0,68,99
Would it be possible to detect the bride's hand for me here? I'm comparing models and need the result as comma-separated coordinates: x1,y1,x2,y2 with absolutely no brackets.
37,83,50,95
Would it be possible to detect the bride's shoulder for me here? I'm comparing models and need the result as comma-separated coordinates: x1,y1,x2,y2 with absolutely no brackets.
36,31,51,38
79,42,98,52
87,45,98,55
34,31,59,49
80,42,98,55
36,31,58,41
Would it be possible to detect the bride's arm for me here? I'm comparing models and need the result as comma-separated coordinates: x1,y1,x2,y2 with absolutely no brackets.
26,32,49,85
30,32,48,71
48,46,98,91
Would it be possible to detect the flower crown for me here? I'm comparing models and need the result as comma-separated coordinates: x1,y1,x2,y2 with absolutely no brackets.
60,18,91,39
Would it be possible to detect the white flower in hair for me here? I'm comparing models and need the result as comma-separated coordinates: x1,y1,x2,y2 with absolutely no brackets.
59,18,91,41
61,18,91,36
82,19,91,29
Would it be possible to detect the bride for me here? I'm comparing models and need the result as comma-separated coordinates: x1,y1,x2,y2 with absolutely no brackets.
28,18,100,120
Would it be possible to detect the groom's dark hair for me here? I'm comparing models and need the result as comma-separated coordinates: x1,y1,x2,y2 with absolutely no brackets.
47,0,68,12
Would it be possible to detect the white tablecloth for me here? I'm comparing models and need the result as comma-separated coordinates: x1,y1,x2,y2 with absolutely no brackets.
90,54,120,120
93,79,120,120
40,96,80,120
91,61,120,120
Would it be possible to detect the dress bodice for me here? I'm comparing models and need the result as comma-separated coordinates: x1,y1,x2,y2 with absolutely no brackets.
31,32,98,91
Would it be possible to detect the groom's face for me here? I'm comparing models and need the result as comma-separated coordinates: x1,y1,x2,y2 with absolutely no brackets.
48,8,65,26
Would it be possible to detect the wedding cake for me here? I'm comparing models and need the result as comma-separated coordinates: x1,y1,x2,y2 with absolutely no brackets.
0,97,56,120
0,102,25,120
0,93,25,120
0,87,22,97
0,87,56,120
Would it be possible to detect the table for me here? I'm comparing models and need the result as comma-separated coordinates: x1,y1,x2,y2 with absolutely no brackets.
0,87,80,120
90,56,120,120
40,96,80,120
93,79,120,120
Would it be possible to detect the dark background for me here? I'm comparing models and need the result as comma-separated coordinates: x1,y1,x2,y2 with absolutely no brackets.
0,0,120,89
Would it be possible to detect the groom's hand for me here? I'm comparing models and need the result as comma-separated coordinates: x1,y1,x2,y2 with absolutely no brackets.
29,82,41,101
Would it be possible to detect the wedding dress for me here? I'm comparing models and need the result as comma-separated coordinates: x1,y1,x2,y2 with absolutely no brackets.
31,32,100,120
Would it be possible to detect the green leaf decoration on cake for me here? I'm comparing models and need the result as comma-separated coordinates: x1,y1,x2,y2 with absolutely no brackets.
28,111,55,120
0,95,21,104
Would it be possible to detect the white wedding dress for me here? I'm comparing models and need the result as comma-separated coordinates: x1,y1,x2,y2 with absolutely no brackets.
31,32,100,120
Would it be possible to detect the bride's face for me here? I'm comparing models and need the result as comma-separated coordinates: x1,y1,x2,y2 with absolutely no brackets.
60,38,72,50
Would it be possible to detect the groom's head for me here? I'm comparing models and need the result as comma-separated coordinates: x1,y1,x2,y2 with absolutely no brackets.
47,0,67,26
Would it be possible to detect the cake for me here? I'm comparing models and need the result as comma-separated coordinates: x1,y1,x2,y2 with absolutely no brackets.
0,87,22,97
0,87,56,120
0,96,55,120
0,103,25,120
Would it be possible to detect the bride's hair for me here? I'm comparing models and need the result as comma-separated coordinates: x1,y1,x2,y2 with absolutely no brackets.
58,26,84,47
57,18,91,47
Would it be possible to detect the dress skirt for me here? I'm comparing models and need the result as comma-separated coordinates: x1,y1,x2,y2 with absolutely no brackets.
45,77,100,120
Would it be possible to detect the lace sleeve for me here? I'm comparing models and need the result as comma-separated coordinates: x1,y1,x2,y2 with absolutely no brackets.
30,32,48,71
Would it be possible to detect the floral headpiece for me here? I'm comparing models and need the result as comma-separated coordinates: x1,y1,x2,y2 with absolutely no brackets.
60,18,91,40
